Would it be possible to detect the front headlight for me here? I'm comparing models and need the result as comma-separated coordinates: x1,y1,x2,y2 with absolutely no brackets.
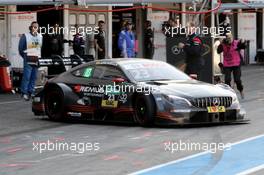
164,95,192,107
232,95,239,104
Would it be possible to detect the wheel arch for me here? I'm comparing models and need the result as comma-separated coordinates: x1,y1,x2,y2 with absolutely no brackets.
132,92,158,114
44,83,73,105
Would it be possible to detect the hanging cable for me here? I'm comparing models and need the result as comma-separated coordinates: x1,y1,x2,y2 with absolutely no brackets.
0,0,222,15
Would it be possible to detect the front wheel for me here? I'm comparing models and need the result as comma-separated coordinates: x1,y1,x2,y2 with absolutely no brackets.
134,94,156,126
45,88,65,121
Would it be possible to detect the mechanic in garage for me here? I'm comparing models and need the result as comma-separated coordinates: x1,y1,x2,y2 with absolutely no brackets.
19,21,43,101
178,22,203,80
94,20,106,60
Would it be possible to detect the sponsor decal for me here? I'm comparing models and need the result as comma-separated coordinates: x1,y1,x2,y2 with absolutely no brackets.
77,96,92,105
74,85,82,93
122,62,163,70
74,85,104,94
207,106,226,113
83,93,104,97
67,112,82,117
101,100,118,108
95,61,118,66
118,94,128,104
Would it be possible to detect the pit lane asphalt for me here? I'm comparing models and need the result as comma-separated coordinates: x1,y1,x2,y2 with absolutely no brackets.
0,65,264,175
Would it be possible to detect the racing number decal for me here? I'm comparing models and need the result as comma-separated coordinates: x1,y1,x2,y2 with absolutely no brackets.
83,68,93,78
118,94,128,104
108,94,115,101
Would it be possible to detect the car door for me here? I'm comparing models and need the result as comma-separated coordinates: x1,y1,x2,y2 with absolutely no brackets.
70,65,103,107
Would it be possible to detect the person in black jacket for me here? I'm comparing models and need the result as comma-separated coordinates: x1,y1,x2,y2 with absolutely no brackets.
42,24,63,57
178,22,203,80
94,20,106,60
144,20,154,59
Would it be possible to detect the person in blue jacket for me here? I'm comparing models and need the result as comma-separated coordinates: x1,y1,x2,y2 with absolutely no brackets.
118,21,135,58
19,21,43,101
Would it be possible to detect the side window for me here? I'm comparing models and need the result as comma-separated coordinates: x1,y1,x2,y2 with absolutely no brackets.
72,67,94,78
92,65,125,80
92,66,105,79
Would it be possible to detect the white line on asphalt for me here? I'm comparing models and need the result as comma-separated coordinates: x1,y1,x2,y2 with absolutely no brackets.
129,134,264,175
236,164,264,175
0,100,22,105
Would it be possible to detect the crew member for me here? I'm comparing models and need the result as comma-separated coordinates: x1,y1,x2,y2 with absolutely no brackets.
19,21,43,101
217,33,246,98
144,20,154,59
118,21,136,58
94,20,106,60
178,22,203,80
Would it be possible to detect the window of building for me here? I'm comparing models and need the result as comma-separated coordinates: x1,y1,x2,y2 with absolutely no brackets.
79,14,87,25
88,14,96,25
98,14,106,22
69,14,77,25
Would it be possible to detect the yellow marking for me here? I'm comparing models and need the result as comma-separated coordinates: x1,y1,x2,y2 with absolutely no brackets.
101,100,118,108
207,106,226,113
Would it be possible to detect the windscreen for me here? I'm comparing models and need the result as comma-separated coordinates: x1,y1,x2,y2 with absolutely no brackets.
120,61,190,82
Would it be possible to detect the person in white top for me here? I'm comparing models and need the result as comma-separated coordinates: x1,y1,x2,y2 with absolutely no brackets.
18,21,43,101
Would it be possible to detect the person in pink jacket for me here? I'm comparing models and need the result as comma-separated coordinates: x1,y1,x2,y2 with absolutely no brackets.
217,33,246,99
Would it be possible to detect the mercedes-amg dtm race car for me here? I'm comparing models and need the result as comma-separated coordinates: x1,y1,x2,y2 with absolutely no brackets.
32,58,247,126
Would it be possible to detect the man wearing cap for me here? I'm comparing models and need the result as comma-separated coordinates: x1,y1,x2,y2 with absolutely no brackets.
118,21,136,58
178,22,203,80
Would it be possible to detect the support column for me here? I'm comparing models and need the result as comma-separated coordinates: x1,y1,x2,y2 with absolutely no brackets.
63,4,69,57
181,3,186,26
136,5,145,58
108,6,112,58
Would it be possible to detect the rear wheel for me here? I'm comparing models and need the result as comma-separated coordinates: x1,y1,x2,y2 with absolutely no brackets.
45,88,65,121
134,94,156,126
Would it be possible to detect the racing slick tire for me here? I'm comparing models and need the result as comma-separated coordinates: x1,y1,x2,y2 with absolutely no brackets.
45,87,65,121
134,94,156,126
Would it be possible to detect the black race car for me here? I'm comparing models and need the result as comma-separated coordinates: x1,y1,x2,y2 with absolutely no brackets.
32,58,247,126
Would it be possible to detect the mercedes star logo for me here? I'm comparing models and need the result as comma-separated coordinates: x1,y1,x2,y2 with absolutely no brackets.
213,98,220,106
